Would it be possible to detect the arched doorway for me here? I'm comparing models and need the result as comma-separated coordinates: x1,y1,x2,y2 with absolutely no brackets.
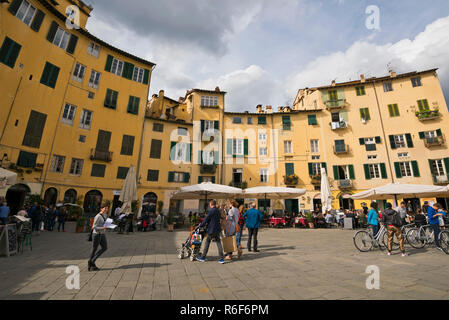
84,190,102,216
63,189,77,204
313,194,322,212
142,192,157,216
44,187,58,206
6,184,31,215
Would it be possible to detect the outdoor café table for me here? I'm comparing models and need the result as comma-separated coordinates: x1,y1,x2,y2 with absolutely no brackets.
269,217,285,227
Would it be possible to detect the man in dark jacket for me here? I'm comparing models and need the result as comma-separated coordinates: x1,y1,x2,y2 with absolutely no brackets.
382,203,406,256
196,200,225,263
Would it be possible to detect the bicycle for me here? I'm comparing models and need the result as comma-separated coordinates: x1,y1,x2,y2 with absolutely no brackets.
353,225,390,252
438,230,449,254
406,224,435,249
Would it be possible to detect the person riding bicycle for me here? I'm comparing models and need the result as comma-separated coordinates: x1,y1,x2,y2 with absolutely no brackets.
382,202,407,257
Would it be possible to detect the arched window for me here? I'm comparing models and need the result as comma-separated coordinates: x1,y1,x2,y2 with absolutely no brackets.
84,190,103,215
142,192,157,214
63,189,77,204
44,187,58,206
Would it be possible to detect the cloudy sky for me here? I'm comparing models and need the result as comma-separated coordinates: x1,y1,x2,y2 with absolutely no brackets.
85,0,449,112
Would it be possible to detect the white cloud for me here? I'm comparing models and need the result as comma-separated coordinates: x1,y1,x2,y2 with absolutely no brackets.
285,15,449,103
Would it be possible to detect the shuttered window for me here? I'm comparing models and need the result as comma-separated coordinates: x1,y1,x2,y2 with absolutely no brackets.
285,163,294,176
10,0,45,32
117,167,129,179
258,116,267,125
104,89,118,109
127,96,140,115
120,135,134,156
308,114,317,125
355,86,366,96
91,164,106,178
22,110,47,148
153,123,164,132
417,99,430,112
95,130,111,152
0,37,22,69
147,170,159,182
40,62,60,89
150,139,162,159
282,116,291,131
388,104,400,117
17,150,37,168
360,108,370,121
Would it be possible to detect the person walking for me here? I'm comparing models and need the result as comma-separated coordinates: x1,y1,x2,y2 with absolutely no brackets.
57,206,67,232
367,202,380,238
236,205,245,258
196,200,225,264
382,203,407,256
88,203,109,271
243,202,264,252
398,202,408,227
427,203,444,251
0,201,10,225
224,201,239,261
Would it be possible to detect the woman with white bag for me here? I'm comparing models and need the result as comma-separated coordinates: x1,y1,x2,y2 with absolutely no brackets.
224,201,239,261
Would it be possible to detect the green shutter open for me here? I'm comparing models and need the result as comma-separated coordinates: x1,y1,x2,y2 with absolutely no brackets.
170,142,176,160
348,165,355,180
389,135,396,149
143,69,150,85
226,139,233,155
168,172,174,182
244,139,249,156
411,161,420,177
31,10,45,32
364,164,371,180
285,163,294,176
394,162,402,178
47,21,58,43
308,163,313,175
406,134,413,148
8,0,23,15
380,163,387,179
66,34,78,54
333,166,339,180
105,55,113,72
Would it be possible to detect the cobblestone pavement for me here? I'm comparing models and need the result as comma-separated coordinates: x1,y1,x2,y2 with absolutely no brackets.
1,222,448,300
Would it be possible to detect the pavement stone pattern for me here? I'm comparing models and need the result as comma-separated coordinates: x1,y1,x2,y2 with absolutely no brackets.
1,222,449,300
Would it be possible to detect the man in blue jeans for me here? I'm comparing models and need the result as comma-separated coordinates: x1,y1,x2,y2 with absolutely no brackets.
243,202,264,252
428,203,444,251
196,200,225,264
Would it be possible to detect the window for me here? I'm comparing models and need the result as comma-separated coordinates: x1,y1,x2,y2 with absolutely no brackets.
311,155,320,160
258,116,266,125
356,86,366,96
104,89,118,109
40,62,60,88
311,163,322,176
282,116,291,131
199,176,214,183
17,151,37,168
88,70,101,89
364,137,376,151
50,155,65,173
398,152,409,159
22,110,46,148
308,114,317,125
201,96,218,107
87,42,100,58
79,135,86,143
117,167,129,179
328,90,338,101
260,168,268,183
153,123,163,132
417,99,430,112
334,140,346,153
284,141,292,154
72,62,85,82
388,104,400,117
132,66,144,83
424,131,437,139
203,151,215,165
411,77,422,87
368,164,381,179
285,163,295,176
178,127,188,136
88,92,95,99
394,135,406,148
310,140,319,153
120,135,134,156
147,170,159,182
95,130,111,152
204,120,215,134
111,58,124,76
232,117,242,124
431,160,446,176
174,172,185,183
53,26,70,50
383,82,393,92
69,158,83,175
0,37,22,69
127,96,140,115
79,109,92,130
259,147,267,156
15,0,36,26
175,143,188,161
91,164,106,178
258,133,267,141
150,139,162,159
62,103,76,125
395,161,420,178
367,155,378,160
360,108,371,121
233,139,244,156
247,117,253,125
399,162,413,177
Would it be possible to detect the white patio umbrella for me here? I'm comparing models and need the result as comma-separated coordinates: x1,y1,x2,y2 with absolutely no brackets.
242,186,306,213
320,168,333,213
0,168,17,188
119,165,138,214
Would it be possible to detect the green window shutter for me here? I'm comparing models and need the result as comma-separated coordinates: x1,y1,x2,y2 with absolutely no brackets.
244,139,249,156
40,62,51,85
394,104,400,116
198,176,203,184
212,176,216,184
428,160,435,176
22,110,47,148
321,163,327,173
123,62,134,80
418,132,425,139
394,162,402,178
285,163,294,176
105,55,113,72
308,115,317,125
436,129,442,137
200,120,205,133
40,62,59,89
375,136,381,144
214,121,219,130
198,151,203,164
46,21,58,43
143,69,150,85
226,139,233,155
389,135,396,149
258,117,266,125
8,0,23,15
364,164,371,180
170,142,176,160
405,134,414,148
95,130,111,152
333,166,339,180
48,64,60,88
282,116,291,124
366,143,376,151
308,163,313,175
105,89,112,107
168,172,174,182
66,34,78,54
127,96,139,114
380,163,387,179
444,158,449,177
411,161,420,177
214,151,219,165
187,144,192,163
348,165,355,180
30,9,45,32
17,151,37,168
0,37,22,69
388,105,393,117
359,138,365,145
184,172,190,183
120,135,134,156
361,108,370,120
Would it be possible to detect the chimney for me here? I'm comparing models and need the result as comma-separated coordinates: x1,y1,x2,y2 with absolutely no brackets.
278,106,284,112
284,106,291,112
389,69,397,78
266,106,272,114
360,74,365,83
256,104,263,113
331,80,336,87
159,90,165,99
215,86,220,92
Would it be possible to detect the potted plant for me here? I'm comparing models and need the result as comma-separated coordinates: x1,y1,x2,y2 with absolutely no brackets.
284,174,299,185
305,212,314,229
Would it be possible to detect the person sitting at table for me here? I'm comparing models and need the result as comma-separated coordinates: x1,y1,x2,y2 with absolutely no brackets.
316,212,326,228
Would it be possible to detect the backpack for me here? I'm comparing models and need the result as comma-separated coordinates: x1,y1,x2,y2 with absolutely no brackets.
392,211,403,228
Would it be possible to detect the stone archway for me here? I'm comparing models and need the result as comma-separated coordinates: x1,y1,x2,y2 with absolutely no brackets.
84,190,103,216
44,187,58,206
142,192,158,215
63,189,77,204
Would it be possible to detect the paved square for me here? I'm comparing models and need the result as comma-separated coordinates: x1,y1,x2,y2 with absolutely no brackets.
1,223,448,300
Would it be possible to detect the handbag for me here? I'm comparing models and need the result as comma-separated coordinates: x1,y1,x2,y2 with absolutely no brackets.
87,230,93,242
438,215,445,227
222,235,237,253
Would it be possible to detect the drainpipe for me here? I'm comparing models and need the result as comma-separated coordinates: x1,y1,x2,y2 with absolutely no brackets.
220,95,225,185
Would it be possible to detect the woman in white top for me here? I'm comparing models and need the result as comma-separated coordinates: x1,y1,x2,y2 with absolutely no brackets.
224,200,239,261
88,203,109,271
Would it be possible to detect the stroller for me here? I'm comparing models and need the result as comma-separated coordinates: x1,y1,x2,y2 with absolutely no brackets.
178,224,207,261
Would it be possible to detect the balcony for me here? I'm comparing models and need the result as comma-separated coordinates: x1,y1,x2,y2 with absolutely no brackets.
90,149,113,162
424,136,444,147
284,174,299,186
334,144,349,155
433,175,449,185
416,110,440,121
324,99,346,109
310,175,321,185
200,164,217,174
330,121,348,130
338,179,353,189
